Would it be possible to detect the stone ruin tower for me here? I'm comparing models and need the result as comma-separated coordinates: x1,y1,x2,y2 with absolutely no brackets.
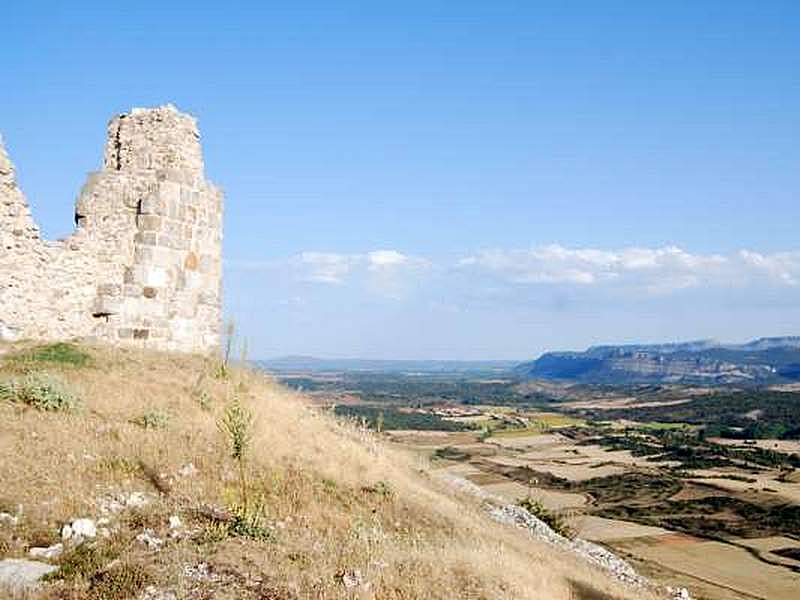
0,105,223,353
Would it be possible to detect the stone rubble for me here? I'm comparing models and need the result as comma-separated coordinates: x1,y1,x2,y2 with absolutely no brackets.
28,543,63,560
136,528,164,550
61,517,97,544
177,462,198,477
97,490,153,514
138,585,178,600
338,568,365,589
667,587,692,600
0,558,57,594
183,562,220,582
443,475,693,599
0,512,18,527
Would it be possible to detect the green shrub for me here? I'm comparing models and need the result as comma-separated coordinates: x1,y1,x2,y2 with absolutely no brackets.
227,502,274,542
7,342,91,368
517,496,574,538
0,373,80,412
218,398,254,510
47,540,121,581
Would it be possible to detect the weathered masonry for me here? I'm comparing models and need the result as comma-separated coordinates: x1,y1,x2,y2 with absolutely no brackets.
0,105,223,353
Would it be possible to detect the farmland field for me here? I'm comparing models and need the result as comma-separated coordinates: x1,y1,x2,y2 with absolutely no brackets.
266,367,800,599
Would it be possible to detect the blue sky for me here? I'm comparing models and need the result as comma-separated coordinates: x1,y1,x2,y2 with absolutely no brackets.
2,1,799,359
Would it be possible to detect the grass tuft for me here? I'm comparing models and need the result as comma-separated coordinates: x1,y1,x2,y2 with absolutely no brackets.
88,561,154,600
0,372,81,412
48,539,123,582
132,410,170,429
227,501,275,542
8,342,92,368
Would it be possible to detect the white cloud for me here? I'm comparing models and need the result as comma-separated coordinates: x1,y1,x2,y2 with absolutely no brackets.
459,245,799,294
287,250,428,289
367,249,410,269
295,252,358,284
228,245,800,299
739,250,800,286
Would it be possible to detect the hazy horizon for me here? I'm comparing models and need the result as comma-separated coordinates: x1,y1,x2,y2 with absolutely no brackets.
3,2,799,359
257,333,799,362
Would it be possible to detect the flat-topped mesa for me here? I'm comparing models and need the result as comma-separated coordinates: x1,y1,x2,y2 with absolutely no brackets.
0,105,223,353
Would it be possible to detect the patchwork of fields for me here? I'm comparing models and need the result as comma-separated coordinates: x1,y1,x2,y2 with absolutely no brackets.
275,368,800,599
389,425,800,600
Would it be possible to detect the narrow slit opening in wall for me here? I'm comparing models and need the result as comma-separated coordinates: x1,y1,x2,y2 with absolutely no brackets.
113,115,125,171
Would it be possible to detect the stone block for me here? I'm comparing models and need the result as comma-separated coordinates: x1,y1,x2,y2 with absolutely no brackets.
93,296,121,316
137,215,161,231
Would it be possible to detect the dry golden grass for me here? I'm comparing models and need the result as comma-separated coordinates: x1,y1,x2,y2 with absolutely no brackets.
0,342,655,599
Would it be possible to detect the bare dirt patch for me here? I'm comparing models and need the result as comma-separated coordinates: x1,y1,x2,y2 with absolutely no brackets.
574,517,670,542
614,536,800,600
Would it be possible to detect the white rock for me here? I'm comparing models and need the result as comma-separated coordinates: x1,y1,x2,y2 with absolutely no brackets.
61,524,73,541
138,585,177,600
0,559,57,593
183,562,219,582
168,515,182,529
0,322,20,342
340,569,364,589
0,512,18,527
178,463,197,477
126,491,150,508
70,518,97,539
28,543,63,560
136,529,163,550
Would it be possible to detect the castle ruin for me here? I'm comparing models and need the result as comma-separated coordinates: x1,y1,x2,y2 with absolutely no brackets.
0,105,223,353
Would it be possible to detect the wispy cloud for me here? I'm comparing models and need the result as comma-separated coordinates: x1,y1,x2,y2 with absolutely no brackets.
289,250,428,285
294,252,359,284
227,245,800,300
458,245,800,294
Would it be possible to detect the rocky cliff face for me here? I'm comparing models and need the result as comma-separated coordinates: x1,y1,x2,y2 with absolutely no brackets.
516,337,800,384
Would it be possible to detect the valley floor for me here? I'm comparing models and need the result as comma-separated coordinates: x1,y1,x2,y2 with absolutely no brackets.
387,427,800,600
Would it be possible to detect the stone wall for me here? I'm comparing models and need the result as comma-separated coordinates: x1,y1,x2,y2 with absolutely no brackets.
0,105,223,353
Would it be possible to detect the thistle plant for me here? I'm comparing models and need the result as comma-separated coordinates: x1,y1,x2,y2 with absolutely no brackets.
218,398,254,510
216,320,236,379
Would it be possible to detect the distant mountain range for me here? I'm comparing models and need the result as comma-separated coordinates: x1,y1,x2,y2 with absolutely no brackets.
515,337,800,385
257,355,518,374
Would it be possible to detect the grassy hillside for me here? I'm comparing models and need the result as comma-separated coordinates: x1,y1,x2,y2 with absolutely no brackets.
0,342,651,599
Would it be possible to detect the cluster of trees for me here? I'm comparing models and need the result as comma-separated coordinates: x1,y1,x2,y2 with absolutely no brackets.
333,405,472,432
601,495,800,539
590,391,800,440
579,427,800,470
280,372,524,406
